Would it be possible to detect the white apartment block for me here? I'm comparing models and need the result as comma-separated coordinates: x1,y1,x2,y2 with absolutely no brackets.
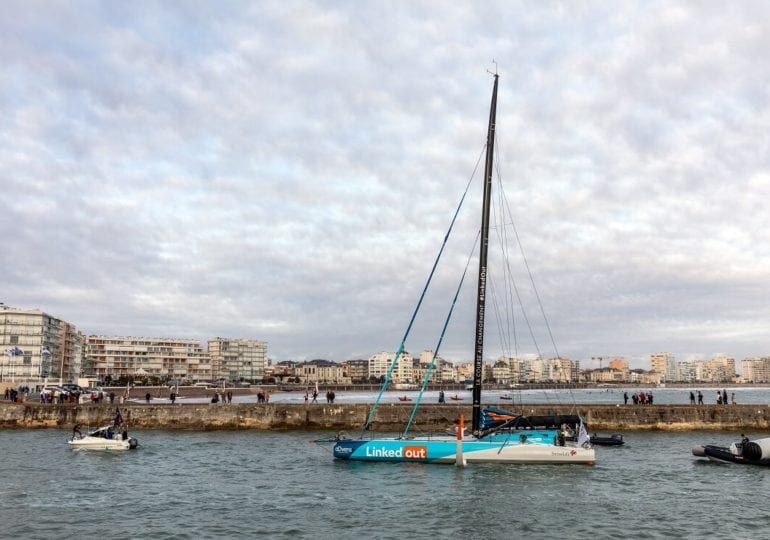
87,336,211,382
208,338,267,382
1,304,83,383
742,357,770,382
368,351,414,384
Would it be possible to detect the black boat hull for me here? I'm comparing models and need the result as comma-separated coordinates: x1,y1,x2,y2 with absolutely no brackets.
692,438,770,466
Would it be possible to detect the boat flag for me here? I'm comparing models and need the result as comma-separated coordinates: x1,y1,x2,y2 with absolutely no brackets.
123,383,130,399
577,420,590,447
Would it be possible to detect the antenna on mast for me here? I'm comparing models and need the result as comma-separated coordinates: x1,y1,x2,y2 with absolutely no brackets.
487,59,498,76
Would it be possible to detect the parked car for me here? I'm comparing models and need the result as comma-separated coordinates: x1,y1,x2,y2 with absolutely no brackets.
41,386,70,399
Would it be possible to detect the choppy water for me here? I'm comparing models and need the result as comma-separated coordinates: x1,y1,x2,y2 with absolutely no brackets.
2,428,770,539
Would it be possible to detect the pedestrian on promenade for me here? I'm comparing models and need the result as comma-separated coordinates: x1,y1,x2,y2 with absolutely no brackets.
623,392,628,405
689,391,695,405
697,391,703,404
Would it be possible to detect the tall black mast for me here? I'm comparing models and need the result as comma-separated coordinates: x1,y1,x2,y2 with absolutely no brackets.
472,74,498,433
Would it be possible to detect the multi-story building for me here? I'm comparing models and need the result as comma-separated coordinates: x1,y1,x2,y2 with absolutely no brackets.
0,304,83,383
207,338,267,382
298,359,350,384
677,361,697,382
742,357,770,382
456,362,474,382
87,336,210,382
650,353,676,382
586,367,625,383
413,350,457,384
368,351,414,384
341,359,369,383
264,361,297,383
548,357,577,382
607,357,629,380
492,357,512,384
697,356,736,382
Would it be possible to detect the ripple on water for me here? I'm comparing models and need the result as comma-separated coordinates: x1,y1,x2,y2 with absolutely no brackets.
3,429,770,539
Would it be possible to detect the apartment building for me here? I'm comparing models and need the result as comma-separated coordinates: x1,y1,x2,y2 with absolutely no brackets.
650,353,676,381
87,336,211,382
208,337,267,382
368,351,414,384
0,304,83,383
341,359,369,383
697,356,736,382
742,357,770,382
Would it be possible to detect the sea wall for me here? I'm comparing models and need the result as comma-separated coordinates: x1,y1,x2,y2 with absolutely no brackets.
2,402,770,431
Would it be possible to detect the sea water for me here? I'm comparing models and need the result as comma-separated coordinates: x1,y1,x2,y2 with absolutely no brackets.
142,386,770,406
2,428,770,539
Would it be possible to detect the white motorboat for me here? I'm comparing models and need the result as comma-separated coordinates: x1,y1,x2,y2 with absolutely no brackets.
68,424,138,451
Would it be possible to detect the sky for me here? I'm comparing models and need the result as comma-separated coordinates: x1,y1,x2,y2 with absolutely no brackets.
3,1,770,369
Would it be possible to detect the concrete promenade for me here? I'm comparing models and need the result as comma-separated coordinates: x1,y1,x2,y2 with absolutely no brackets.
2,402,770,431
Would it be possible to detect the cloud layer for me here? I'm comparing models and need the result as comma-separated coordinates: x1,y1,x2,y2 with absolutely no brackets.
3,2,770,367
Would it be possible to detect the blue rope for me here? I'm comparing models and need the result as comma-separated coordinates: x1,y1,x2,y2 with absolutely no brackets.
362,151,483,433
403,232,479,437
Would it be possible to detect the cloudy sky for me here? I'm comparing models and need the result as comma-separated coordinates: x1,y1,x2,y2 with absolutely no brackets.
3,2,770,368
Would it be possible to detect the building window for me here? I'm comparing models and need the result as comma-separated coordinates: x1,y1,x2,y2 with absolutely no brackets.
9,335,18,344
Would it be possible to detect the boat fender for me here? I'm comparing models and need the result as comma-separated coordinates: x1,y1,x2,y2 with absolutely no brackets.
741,437,770,462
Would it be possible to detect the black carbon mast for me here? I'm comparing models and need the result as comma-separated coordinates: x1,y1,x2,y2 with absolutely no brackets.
472,73,498,433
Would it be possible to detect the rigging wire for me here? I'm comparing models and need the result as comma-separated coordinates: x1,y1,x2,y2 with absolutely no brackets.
362,144,487,433
403,231,480,437
490,135,579,410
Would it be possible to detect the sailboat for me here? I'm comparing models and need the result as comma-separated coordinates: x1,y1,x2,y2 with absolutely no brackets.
324,74,594,464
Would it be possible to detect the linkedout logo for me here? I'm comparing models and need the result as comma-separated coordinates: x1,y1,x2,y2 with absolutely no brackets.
365,445,428,459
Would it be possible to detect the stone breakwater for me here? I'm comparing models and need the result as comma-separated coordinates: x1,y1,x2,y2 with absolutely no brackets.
3,402,770,431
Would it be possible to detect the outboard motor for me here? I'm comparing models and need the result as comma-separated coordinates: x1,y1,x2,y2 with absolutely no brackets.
128,437,139,449
740,437,770,462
